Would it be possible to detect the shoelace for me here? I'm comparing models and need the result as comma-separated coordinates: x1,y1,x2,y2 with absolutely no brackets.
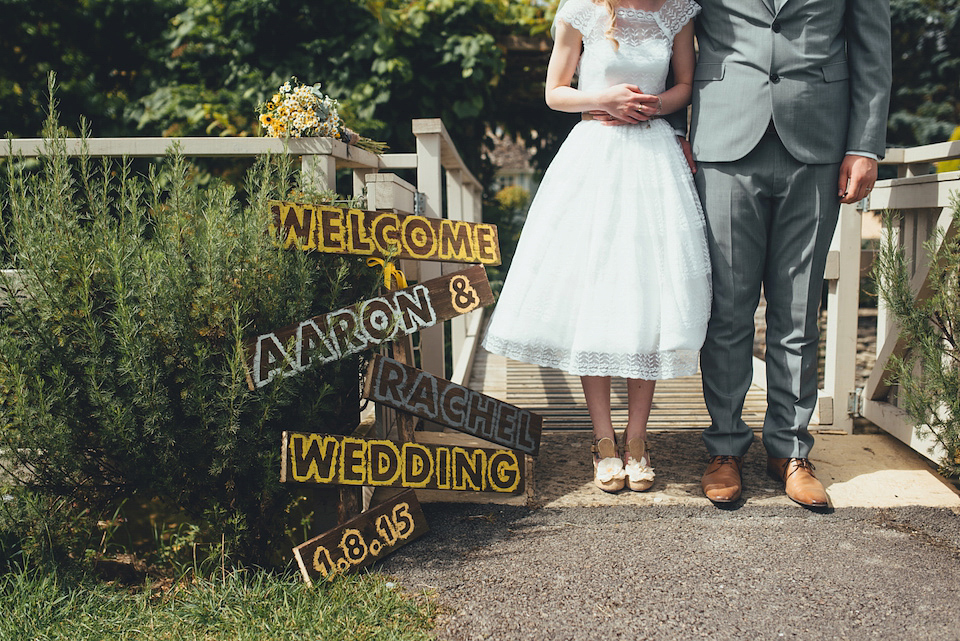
784,458,815,478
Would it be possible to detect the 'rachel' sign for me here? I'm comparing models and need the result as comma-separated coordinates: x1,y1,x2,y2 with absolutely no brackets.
363,355,542,455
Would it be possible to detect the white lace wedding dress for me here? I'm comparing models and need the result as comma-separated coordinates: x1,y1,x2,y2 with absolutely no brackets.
482,0,711,380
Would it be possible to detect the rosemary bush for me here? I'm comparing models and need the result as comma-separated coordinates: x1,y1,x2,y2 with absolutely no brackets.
873,197,960,477
0,99,377,566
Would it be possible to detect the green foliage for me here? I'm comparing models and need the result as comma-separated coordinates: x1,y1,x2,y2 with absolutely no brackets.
0,567,438,640
484,185,531,295
873,197,960,476
0,0,182,137
0,88,379,566
889,0,960,146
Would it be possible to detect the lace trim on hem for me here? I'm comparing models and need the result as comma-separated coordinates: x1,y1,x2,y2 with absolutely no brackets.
483,336,700,380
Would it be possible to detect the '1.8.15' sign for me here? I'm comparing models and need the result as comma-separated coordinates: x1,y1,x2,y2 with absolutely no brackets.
292,489,428,585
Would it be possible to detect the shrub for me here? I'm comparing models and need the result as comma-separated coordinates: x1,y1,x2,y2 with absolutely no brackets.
873,198,960,477
0,88,378,567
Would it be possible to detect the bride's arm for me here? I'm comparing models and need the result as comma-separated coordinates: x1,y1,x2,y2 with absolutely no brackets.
545,21,648,123
653,20,695,116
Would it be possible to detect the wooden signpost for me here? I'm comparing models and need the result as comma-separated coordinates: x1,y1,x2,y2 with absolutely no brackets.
363,355,542,456
257,196,535,581
292,489,428,585
281,432,525,494
269,200,501,265
244,265,493,389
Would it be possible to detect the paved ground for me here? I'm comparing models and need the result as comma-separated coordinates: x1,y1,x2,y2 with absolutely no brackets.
379,431,960,641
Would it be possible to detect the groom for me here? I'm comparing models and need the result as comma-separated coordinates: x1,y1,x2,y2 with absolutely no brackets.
691,0,891,506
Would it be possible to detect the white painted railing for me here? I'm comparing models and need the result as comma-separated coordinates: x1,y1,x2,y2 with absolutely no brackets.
1,118,485,386
821,139,960,461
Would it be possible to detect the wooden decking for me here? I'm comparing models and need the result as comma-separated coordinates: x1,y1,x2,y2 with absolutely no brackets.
468,347,768,431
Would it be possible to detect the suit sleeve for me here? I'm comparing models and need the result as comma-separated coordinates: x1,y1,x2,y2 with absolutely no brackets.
844,0,892,158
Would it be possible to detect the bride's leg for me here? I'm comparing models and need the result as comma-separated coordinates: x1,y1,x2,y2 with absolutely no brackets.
625,378,656,444
581,375,614,441
623,378,657,491
581,375,624,491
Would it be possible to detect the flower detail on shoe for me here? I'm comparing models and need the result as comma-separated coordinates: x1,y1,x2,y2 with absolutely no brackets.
624,456,654,484
596,456,625,484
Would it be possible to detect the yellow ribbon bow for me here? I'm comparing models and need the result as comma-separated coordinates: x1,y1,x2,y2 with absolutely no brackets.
366,257,408,290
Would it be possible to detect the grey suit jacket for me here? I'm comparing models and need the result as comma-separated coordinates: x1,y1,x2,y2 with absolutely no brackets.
689,0,891,164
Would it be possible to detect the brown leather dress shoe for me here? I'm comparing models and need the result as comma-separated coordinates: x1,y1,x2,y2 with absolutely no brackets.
701,455,743,503
767,457,828,507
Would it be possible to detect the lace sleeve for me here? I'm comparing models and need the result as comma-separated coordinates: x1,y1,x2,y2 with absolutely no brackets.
659,0,700,38
555,0,602,38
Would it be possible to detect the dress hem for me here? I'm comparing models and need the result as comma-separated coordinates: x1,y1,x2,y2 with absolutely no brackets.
482,335,700,380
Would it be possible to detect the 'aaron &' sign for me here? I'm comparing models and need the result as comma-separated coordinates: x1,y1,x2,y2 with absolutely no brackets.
269,200,501,265
244,265,493,389
293,489,428,585
363,355,542,456
281,432,525,494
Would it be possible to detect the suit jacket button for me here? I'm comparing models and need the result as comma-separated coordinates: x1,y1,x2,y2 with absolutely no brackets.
771,21,782,33
770,73,781,83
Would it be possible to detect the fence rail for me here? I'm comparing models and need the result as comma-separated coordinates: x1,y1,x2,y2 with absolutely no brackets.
819,139,959,461
1,118,485,389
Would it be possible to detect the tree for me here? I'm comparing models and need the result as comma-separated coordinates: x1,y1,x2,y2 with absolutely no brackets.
0,0,181,137
888,0,960,147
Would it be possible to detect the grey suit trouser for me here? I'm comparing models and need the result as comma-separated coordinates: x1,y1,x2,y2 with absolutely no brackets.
695,128,841,459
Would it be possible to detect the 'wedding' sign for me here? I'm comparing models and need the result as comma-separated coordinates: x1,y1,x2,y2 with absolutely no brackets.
280,432,525,494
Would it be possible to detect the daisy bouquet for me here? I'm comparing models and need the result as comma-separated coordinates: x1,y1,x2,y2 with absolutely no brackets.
257,78,386,154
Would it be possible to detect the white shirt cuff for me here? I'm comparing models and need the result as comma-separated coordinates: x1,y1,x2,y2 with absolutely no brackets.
846,150,879,161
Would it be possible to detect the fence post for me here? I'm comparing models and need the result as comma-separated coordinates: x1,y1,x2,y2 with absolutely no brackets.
821,202,861,433
413,120,446,379
301,154,337,192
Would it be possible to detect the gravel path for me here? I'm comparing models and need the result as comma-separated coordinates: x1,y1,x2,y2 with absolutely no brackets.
380,503,960,641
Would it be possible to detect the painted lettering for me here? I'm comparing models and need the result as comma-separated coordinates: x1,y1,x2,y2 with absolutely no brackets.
402,217,437,259
407,372,438,418
293,490,428,585
346,209,374,253
319,207,345,251
467,391,499,439
340,437,367,483
439,219,473,262
289,433,339,484
394,285,436,331
361,354,541,455
359,297,397,343
476,226,498,262
268,200,501,265
452,447,486,491
367,441,401,485
282,433,524,493
488,449,522,493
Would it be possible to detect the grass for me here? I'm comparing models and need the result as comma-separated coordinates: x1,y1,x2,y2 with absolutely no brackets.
0,567,440,641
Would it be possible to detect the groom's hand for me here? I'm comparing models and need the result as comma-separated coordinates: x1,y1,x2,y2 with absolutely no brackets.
677,137,696,174
838,154,878,204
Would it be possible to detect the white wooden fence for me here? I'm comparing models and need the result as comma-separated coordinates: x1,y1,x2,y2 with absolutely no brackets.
821,139,960,462
1,118,485,387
